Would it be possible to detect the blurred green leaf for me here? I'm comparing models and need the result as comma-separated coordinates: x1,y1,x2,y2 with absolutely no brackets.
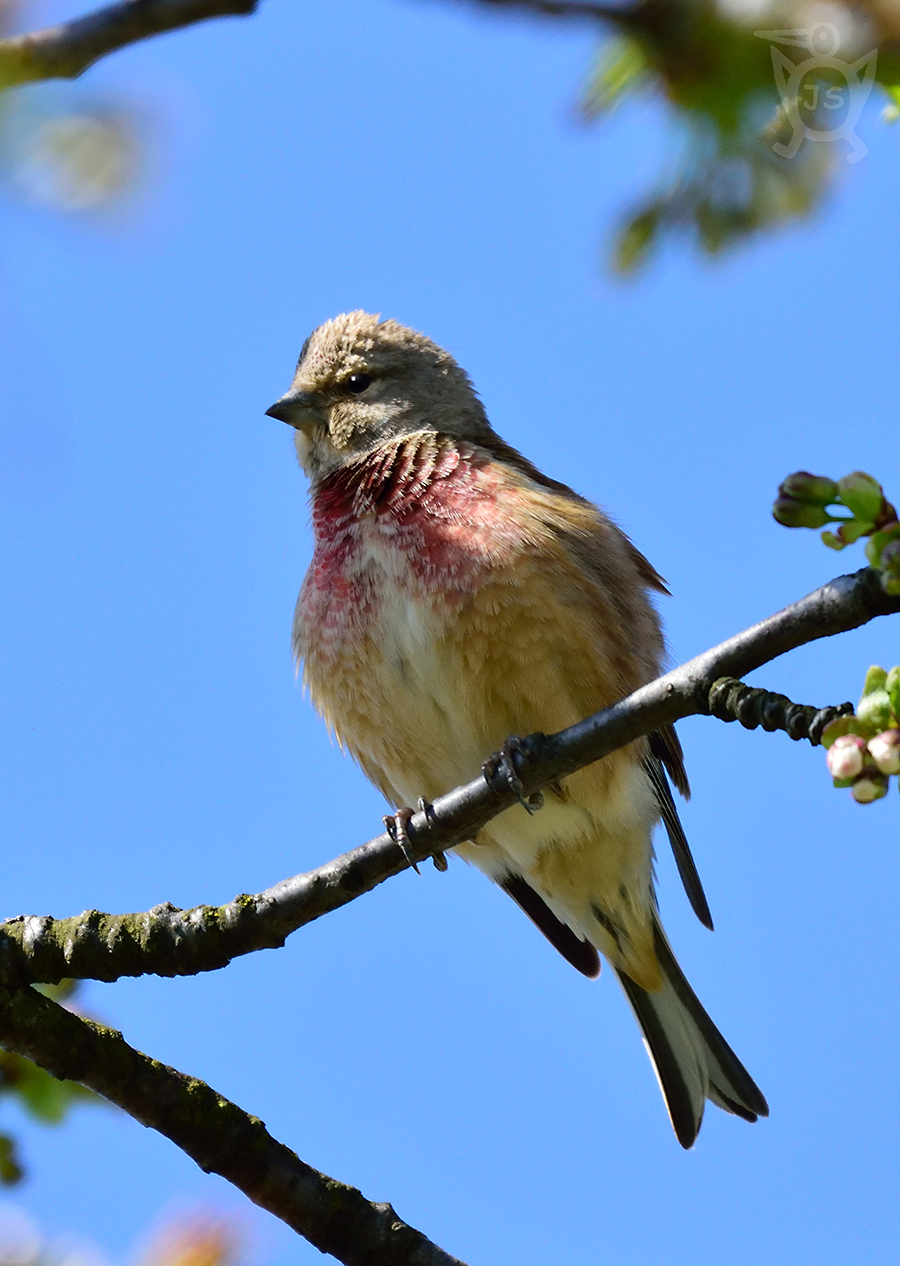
0,982,105,1184
862,666,889,697
821,714,868,748
0,1133,24,1187
865,522,900,566
858,690,894,734
780,473,839,506
0,1048,99,1124
887,667,900,721
773,497,833,529
838,472,885,523
586,3,900,269
613,205,660,273
581,37,649,118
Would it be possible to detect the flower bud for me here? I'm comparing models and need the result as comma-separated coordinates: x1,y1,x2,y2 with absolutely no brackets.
851,772,889,804
826,734,866,781
857,690,894,734
868,730,900,775
779,472,838,505
773,497,832,529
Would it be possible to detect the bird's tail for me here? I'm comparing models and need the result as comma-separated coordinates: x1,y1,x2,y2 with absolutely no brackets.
615,920,768,1148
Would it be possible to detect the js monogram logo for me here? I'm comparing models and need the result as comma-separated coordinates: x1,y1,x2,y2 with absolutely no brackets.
754,22,877,163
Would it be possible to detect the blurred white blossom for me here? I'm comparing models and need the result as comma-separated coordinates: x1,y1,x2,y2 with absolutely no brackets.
6,107,138,210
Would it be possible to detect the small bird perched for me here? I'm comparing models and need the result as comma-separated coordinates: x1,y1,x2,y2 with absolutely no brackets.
267,311,767,1148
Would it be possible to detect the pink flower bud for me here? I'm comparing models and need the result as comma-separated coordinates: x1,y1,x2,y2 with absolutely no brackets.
826,734,866,781
868,730,900,775
851,773,889,804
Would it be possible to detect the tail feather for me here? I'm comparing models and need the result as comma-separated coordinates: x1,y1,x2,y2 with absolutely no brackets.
616,920,768,1148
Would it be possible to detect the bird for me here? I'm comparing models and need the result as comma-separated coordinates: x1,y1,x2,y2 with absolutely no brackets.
266,310,768,1148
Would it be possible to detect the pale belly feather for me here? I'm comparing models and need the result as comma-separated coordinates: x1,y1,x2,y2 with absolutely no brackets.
296,520,662,984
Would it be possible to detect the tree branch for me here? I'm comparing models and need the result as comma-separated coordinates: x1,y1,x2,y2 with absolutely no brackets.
460,0,637,23
0,566,895,989
0,0,259,89
0,985,469,1266
0,0,653,91
704,677,853,743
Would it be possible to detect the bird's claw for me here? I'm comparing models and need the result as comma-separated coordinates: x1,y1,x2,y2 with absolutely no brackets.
482,737,544,815
418,796,438,825
416,798,447,871
384,808,420,874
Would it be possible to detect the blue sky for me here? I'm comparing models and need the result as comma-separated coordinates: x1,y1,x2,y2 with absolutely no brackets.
0,1,898,1263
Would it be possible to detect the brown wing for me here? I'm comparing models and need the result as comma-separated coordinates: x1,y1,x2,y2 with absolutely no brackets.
489,448,707,927
501,874,600,978
644,750,712,930
650,723,690,799
474,435,710,931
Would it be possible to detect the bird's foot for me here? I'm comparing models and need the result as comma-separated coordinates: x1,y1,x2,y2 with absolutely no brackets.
385,798,447,874
384,808,420,874
482,737,544,815
417,798,448,871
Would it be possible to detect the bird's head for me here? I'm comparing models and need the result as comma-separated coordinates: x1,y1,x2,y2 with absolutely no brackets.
266,311,491,478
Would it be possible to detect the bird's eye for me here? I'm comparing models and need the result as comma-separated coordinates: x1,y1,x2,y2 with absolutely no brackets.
346,373,372,395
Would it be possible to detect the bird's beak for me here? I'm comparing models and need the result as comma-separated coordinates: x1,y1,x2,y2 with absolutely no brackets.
265,388,326,431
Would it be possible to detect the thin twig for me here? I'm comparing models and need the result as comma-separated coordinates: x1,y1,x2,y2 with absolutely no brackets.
0,0,258,89
705,677,854,744
463,0,638,23
0,985,469,1266
0,566,895,989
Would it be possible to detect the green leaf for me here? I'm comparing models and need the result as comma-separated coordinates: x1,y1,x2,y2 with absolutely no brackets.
772,497,833,529
0,1050,99,1124
581,37,649,118
33,980,79,1004
779,472,838,505
858,690,893,735
836,518,874,545
837,472,885,523
886,666,900,721
0,1134,23,1187
613,208,659,274
862,666,888,696
821,530,846,550
864,522,900,565
821,715,867,747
